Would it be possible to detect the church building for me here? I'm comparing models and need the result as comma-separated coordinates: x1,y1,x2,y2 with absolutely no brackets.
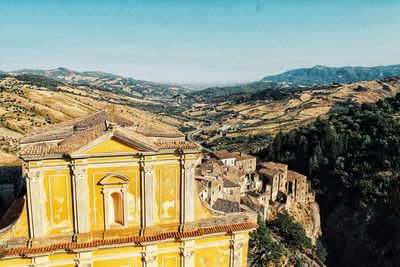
0,110,256,267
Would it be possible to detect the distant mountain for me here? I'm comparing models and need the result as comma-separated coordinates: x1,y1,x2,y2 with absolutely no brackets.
261,64,400,85
11,67,190,99
186,81,285,102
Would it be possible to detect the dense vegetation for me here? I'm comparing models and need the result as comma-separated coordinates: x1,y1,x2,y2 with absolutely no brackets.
15,74,64,90
187,81,300,102
250,213,325,266
258,94,400,266
250,216,285,266
261,64,400,85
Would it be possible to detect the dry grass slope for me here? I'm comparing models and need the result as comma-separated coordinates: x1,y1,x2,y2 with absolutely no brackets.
0,77,183,165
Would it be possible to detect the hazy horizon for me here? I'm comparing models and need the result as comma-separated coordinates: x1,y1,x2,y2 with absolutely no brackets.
1,0,400,84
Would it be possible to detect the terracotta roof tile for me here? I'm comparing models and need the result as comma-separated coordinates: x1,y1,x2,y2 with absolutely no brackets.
154,140,201,150
211,199,240,213
287,170,306,182
258,168,279,177
258,161,288,171
196,180,207,192
18,110,201,158
1,222,257,256
223,179,241,188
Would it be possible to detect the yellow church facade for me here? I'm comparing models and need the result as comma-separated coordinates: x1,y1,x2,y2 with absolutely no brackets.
0,111,257,267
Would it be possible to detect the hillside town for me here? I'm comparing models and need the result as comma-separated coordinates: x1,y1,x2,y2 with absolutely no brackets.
195,150,316,222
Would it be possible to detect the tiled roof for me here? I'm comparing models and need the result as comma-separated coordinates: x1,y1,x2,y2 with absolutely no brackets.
258,168,279,177
196,180,207,192
223,179,241,188
232,151,256,161
1,222,257,257
287,170,307,182
19,110,201,158
213,150,236,160
154,140,201,150
213,150,255,161
211,199,240,213
258,161,288,171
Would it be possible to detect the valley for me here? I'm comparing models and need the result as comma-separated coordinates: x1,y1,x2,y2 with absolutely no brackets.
184,77,400,152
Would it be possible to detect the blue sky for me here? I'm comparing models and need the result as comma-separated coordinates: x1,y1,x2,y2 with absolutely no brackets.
0,0,399,84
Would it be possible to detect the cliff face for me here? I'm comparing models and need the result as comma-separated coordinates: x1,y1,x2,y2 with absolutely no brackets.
286,199,322,244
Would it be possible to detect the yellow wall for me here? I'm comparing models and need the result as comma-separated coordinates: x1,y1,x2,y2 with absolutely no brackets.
0,258,31,267
155,164,181,224
87,165,141,230
93,257,142,267
0,233,251,267
158,251,181,267
84,138,142,154
44,169,73,235
195,244,231,267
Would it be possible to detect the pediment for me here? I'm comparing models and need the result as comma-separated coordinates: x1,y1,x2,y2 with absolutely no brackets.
70,130,158,157
83,137,143,155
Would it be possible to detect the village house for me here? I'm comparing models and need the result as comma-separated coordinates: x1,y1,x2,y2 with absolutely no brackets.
257,161,315,206
0,110,257,267
286,170,316,204
195,175,224,206
222,179,241,203
213,150,256,174
258,162,288,201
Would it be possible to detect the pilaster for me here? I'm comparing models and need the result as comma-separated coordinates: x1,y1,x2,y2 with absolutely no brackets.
30,255,49,267
230,233,245,267
139,155,156,235
142,244,158,267
180,239,195,267
144,164,156,227
71,165,90,234
179,153,196,231
26,168,46,238
74,251,93,267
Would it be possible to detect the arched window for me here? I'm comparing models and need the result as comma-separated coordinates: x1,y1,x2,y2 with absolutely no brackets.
110,192,123,225
99,173,129,230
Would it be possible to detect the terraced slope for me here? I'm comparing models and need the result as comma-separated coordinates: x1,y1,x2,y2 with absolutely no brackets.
0,75,182,165
187,77,400,140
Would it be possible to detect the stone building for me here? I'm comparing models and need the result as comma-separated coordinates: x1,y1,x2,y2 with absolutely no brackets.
257,161,315,206
195,175,224,206
0,110,257,267
213,150,256,174
286,170,315,204
258,162,288,201
196,180,208,201
222,179,241,203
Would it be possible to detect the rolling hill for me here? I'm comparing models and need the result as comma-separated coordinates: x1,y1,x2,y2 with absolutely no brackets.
261,64,400,86
11,67,191,99
186,76,400,152
0,74,184,165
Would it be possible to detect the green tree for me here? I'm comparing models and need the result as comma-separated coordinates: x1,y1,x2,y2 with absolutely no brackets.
250,217,285,266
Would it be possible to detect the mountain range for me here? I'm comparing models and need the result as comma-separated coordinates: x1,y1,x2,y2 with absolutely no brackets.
261,64,400,86
10,67,191,99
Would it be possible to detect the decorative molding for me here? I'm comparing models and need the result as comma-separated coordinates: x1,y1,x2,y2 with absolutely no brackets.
181,248,195,258
142,252,157,263
98,173,130,185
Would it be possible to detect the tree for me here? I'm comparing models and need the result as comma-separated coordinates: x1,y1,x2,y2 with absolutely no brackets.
250,216,285,266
